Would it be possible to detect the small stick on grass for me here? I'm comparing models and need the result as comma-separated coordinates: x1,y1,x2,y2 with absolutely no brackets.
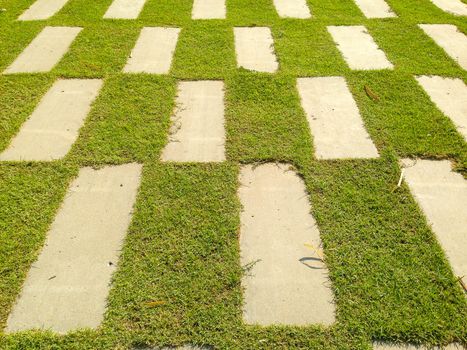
364,85,380,101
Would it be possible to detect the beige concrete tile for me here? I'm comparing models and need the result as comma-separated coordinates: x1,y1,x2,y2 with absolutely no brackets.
273,0,311,18
192,0,226,19
401,159,467,287
297,77,379,159
239,163,335,326
416,75,467,141
234,27,278,73
6,164,142,333
161,81,225,162
353,0,396,18
3,26,81,74
428,0,467,16
0,79,102,161
419,24,467,70
18,0,70,20
123,27,180,74
327,25,393,70
103,0,147,19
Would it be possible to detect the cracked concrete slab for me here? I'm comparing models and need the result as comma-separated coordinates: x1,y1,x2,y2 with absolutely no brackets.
239,163,335,326
428,0,467,16
297,77,379,159
124,27,180,74
161,81,225,162
103,0,147,19
192,0,226,19
327,25,393,70
3,26,81,74
6,163,142,333
18,0,70,20
0,79,103,161
353,0,396,18
273,0,311,18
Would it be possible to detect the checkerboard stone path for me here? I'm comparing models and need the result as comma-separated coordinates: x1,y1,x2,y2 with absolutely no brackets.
18,0,70,20
352,0,396,18
192,0,226,19
428,0,467,16
273,0,311,18
103,0,147,19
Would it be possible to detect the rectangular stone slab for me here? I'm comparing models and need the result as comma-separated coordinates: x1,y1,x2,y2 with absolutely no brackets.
123,27,180,74
239,163,335,325
6,163,142,333
161,81,225,162
419,24,467,70
273,0,311,18
416,75,467,141
353,0,396,18
428,0,467,16
192,0,226,19
327,25,393,70
0,79,103,161
3,26,81,74
401,159,467,288
18,0,70,20
103,0,146,19
296,77,379,159
234,27,278,73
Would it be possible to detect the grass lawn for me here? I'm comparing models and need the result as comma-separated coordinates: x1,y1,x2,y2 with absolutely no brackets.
0,0,466,348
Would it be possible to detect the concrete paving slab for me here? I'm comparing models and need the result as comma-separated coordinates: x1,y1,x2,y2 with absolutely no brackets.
296,77,379,159
18,0,70,20
419,24,467,70
273,0,311,18
353,0,396,18
0,79,102,161
6,163,142,333
123,27,180,74
416,75,467,141
374,342,465,349
192,0,226,19
239,163,335,326
428,0,467,16
103,0,147,19
401,159,467,287
161,81,225,162
3,26,81,74
234,27,278,73
327,25,393,70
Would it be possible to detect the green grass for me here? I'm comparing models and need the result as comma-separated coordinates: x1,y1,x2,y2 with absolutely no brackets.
0,0,466,348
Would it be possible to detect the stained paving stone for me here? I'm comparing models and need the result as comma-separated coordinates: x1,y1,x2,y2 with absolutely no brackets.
192,0,226,19
0,79,103,161
239,163,335,326
373,342,465,350
234,27,278,73
273,0,311,18
161,81,225,162
419,24,467,70
123,27,180,74
18,0,70,20
428,0,467,16
327,25,393,70
401,159,467,288
3,26,81,74
416,75,467,141
353,0,396,18
103,0,147,19
296,77,379,159
6,163,142,333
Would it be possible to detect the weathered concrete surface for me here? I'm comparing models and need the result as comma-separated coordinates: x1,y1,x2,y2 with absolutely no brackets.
192,0,226,19
239,163,335,326
18,0,70,20
327,25,393,70
353,0,396,18
6,164,142,333
0,79,102,161
419,24,467,70
161,81,225,162
429,0,467,16
124,27,180,74
401,159,467,287
374,342,465,350
4,26,81,74
103,0,146,19
296,77,379,159
234,27,278,73
416,75,467,141
273,0,311,18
